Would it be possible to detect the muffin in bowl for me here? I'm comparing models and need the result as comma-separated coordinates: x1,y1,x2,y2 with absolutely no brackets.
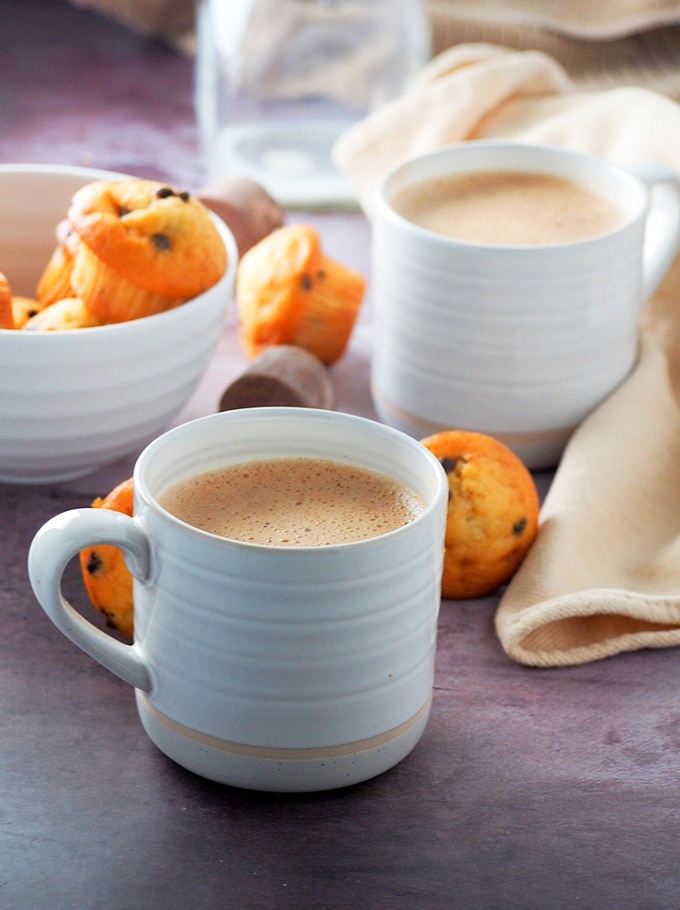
0,164,238,484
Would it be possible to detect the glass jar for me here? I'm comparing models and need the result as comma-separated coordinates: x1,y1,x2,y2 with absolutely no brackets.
195,0,430,208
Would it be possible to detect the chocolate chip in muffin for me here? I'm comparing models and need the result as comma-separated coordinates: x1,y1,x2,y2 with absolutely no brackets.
440,456,468,474
151,232,171,251
512,517,528,537
85,551,103,575
155,186,191,202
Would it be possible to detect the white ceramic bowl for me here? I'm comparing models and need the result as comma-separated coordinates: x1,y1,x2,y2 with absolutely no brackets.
0,164,238,484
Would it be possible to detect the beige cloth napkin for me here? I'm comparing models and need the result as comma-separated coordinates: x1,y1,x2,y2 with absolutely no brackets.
426,2,680,100
334,44,680,666
427,0,680,39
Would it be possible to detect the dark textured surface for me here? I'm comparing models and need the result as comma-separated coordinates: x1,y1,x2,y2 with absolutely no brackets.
0,0,201,187
2,2,680,908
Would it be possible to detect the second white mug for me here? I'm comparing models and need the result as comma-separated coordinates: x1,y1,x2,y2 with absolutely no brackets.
371,141,680,469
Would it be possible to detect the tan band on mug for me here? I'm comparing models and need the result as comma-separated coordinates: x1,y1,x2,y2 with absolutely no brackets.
139,691,432,760
372,383,575,446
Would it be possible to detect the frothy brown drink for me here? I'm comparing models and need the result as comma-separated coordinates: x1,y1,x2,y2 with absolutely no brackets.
159,457,425,546
391,170,626,246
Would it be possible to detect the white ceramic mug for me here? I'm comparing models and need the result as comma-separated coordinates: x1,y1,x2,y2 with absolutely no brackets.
371,141,680,469
28,408,448,792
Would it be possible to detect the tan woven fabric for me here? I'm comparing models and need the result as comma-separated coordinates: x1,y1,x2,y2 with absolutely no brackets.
426,1,680,98
427,0,680,40
334,44,680,666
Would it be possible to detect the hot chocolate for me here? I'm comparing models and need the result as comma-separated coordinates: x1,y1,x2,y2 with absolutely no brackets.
159,457,425,546
391,170,626,246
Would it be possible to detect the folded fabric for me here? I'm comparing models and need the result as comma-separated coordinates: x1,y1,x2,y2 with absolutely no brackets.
425,8,680,100
334,44,680,665
426,0,680,41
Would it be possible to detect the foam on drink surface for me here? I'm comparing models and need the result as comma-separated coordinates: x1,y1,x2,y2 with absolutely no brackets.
391,171,625,246
159,457,425,546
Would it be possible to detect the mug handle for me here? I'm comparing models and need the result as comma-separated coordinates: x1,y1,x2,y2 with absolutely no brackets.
626,161,680,302
27,508,152,692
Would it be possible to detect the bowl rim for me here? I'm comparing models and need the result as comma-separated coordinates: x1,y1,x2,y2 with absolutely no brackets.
0,162,130,179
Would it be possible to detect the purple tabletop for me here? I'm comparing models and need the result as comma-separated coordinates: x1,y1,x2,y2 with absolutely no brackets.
2,2,680,908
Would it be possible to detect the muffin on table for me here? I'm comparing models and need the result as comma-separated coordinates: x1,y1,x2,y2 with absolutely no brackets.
421,430,539,600
236,224,365,365
79,477,135,639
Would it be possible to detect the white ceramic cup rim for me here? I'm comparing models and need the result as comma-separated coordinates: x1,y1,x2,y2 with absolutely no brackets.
376,140,649,250
133,407,448,551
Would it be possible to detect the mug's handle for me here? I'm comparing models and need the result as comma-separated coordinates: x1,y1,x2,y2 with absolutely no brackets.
626,161,680,301
27,508,152,692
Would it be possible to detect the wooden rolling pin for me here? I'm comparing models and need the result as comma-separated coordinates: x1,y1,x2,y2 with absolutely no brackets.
199,175,284,257
219,345,335,411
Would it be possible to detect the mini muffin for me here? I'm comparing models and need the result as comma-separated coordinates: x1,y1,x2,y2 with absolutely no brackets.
36,218,80,306
68,179,228,323
420,430,539,599
0,270,13,328
79,477,135,639
22,296,101,331
236,224,365,365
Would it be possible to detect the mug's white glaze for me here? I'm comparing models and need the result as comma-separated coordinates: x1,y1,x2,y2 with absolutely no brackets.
28,408,448,791
372,141,680,469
